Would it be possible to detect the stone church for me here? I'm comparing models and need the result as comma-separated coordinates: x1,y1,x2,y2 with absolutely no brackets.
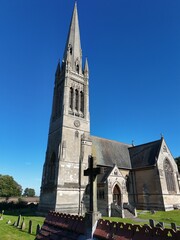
39,3,180,217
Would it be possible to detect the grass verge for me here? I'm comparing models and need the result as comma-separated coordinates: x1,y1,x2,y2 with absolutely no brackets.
0,214,45,240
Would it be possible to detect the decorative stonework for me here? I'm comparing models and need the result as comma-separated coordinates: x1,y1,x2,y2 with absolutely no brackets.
74,120,80,127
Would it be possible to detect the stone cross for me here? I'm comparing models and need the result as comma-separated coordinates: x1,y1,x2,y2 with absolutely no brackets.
84,155,101,212
84,155,101,238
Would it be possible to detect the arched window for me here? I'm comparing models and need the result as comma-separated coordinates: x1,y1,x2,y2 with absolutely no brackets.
75,89,79,111
48,153,56,182
76,64,79,73
80,91,84,113
164,159,176,193
69,87,73,109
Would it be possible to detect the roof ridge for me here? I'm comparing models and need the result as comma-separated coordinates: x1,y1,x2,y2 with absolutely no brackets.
91,135,131,146
129,138,162,149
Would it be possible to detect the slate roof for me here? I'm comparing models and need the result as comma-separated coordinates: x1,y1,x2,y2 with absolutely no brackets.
129,139,162,169
91,136,163,170
91,136,132,169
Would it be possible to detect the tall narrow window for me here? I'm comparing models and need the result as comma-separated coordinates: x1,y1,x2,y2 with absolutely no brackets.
69,87,73,109
76,64,79,73
80,91,84,113
75,89,79,111
164,159,176,193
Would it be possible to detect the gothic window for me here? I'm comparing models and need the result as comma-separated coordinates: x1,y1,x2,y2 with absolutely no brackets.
48,152,56,182
80,91,84,113
75,89,79,111
164,159,176,193
69,44,72,55
76,64,79,73
69,87,73,109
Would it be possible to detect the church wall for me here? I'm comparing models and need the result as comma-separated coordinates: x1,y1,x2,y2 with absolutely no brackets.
133,168,164,210
156,139,180,210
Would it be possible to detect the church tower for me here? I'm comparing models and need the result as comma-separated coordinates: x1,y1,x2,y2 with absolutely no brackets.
39,3,92,214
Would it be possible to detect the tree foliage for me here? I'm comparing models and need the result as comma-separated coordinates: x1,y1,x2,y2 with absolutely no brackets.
0,175,22,197
23,188,35,197
175,157,180,173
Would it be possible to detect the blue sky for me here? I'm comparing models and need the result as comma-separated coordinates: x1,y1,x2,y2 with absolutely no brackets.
0,0,180,196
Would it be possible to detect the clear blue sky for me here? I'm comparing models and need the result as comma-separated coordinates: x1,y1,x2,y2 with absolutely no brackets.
0,0,180,196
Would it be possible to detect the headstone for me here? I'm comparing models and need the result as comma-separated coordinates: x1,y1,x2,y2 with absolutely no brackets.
13,221,17,227
84,155,101,238
156,222,164,229
28,220,33,234
0,210,4,220
149,219,155,228
171,222,177,231
21,217,26,230
17,215,21,228
36,224,41,235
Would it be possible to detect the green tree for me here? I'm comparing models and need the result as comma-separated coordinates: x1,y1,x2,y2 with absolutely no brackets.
175,157,180,173
23,188,35,197
0,175,22,198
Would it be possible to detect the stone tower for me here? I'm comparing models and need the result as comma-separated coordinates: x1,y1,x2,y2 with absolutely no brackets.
39,3,92,214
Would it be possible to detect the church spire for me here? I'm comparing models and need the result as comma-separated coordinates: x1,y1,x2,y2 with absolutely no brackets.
84,57,89,78
63,2,82,74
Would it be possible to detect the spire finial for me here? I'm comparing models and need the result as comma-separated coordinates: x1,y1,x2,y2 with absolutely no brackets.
63,1,82,73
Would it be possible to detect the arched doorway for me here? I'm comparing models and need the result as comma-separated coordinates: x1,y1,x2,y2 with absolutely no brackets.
113,184,121,205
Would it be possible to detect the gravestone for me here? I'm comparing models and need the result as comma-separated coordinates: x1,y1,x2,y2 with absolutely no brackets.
17,215,21,228
149,219,155,228
171,222,177,231
84,155,101,238
21,217,26,230
36,224,41,235
28,220,33,234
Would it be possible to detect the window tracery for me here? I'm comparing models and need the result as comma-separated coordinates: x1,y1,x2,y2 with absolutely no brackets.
164,159,176,193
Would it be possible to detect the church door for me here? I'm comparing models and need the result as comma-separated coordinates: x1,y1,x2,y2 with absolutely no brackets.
113,184,121,206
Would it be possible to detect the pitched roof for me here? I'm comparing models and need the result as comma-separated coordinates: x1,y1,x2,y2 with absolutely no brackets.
91,136,132,169
129,139,162,169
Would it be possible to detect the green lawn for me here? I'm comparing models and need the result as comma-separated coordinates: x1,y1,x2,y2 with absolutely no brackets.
103,210,180,227
0,214,45,240
137,210,180,225
0,210,179,239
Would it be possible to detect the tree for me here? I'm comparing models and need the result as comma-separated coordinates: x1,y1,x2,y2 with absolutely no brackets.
175,157,180,173
23,188,35,197
0,175,22,198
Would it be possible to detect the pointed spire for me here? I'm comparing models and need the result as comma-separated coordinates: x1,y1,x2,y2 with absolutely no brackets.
63,3,82,73
84,58,89,77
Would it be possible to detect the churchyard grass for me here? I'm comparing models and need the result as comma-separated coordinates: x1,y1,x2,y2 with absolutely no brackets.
0,214,45,240
103,210,180,227
136,209,180,225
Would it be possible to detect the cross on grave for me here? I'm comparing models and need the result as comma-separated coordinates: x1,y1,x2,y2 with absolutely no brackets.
84,155,101,212
84,155,101,238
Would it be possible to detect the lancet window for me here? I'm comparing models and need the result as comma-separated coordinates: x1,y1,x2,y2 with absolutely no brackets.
69,87,73,109
69,87,84,117
164,159,176,193
80,91,84,113
75,89,79,111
